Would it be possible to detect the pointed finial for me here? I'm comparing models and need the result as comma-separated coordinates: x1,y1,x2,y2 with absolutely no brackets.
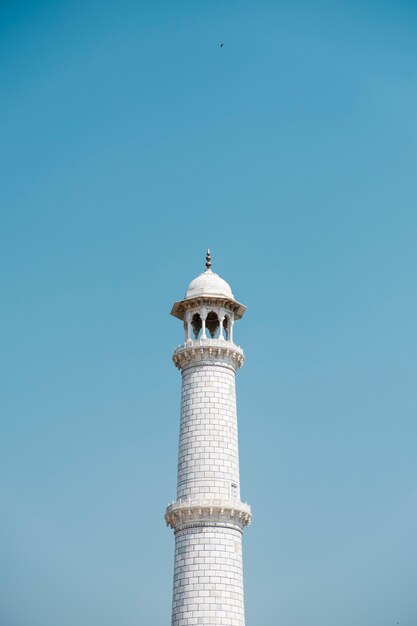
205,248,212,270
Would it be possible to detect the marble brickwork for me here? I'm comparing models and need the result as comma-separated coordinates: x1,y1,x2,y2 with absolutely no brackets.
177,358,240,501
171,526,245,626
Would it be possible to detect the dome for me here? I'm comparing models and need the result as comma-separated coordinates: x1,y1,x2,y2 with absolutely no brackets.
170,250,246,321
185,269,234,300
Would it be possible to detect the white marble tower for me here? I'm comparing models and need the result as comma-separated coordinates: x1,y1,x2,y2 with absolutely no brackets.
165,251,251,626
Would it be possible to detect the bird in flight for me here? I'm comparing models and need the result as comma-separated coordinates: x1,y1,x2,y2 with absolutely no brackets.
220,43,224,47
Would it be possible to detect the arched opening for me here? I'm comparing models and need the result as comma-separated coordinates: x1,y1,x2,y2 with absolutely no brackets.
191,313,202,339
206,311,220,338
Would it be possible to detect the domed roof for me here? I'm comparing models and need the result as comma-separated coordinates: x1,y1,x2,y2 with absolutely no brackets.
170,249,246,321
185,269,234,300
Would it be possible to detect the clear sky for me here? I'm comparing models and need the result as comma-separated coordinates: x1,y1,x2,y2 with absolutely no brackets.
1,1,417,625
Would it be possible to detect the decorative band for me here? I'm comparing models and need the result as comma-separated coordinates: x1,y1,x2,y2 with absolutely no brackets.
174,522,244,535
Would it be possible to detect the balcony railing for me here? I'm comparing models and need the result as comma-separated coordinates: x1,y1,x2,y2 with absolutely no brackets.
174,337,243,354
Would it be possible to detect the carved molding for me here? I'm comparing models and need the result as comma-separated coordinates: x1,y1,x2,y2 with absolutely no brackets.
173,521,244,534
172,339,245,370
165,498,252,532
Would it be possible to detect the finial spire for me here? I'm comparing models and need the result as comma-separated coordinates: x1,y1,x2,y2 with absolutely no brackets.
205,248,212,271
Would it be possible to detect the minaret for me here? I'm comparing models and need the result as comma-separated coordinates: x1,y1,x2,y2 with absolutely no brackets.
165,250,252,626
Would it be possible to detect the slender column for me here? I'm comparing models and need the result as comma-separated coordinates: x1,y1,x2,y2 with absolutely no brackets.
185,312,192,341
200,309,207,340
219,314,225,340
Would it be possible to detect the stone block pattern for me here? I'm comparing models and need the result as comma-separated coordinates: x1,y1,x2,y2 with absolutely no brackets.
172,526,245,626
177,361,240,501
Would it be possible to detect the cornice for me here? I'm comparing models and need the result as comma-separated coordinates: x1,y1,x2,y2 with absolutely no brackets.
171,296,246,321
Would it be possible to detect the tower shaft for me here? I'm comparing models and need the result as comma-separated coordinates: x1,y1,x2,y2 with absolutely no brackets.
177,360,240,502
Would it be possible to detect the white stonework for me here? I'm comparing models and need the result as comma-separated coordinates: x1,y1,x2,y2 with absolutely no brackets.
166,252,251,626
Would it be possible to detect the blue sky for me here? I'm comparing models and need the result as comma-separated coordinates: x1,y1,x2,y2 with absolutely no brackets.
1,1,417,625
